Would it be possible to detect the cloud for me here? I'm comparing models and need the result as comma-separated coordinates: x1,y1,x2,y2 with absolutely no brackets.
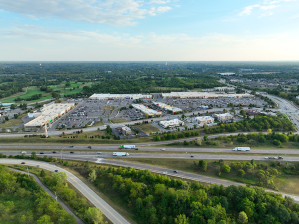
149,0,172,4
0,0,173,26
239,4,279,16
258,12,274,18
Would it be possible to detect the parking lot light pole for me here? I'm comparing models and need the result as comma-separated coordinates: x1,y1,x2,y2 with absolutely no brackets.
61,146,67,160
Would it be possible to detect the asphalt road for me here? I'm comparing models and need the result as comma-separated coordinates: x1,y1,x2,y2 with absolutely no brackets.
1,143,298,155
2,151,298,162
0,159,130,224
9,168,84,224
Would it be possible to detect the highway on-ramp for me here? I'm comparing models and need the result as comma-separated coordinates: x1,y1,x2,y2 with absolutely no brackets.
0,159,130,224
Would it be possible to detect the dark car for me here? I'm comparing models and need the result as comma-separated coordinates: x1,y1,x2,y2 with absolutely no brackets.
40,152,44,154
278,156,283,160
52,151,56,153
190,155,194,158
21,162,26,164
54,170,59,172
173,170,178,173
70,151,74,154
135,148,139,150
70,145,74,148
88,146,92,149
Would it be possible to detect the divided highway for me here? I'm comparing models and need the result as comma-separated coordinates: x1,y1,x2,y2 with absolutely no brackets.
0,159,130,224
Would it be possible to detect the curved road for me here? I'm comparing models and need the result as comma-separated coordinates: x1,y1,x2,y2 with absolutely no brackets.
0,159,130,224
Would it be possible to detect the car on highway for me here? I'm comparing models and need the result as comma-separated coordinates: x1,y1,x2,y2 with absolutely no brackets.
40,152,44,154
160,148,165,151
97,152,101,154
54,170,59,172
36,165,40,167
52,151,56,153
190,155,194,158
21,151,27,154
173,170,178,173
88,146,92,149
21,162,26,164
278,156,283,160
70,151,74,153
70,145,74,148
162,171,168,174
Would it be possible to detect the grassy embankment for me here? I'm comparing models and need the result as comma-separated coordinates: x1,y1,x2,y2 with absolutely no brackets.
134,123,160,134
112,157,299,195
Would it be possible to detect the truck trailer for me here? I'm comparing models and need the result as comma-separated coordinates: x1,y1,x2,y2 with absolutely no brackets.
119,145,138,150
233,147,250,151
113,152,129,156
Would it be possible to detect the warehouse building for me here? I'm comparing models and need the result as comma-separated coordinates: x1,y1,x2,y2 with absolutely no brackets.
161,92,253,99
159,119,184,128
24,102,75,128
132,104,161,117
194,116,215,125
152,102,183,114
89,94,152,100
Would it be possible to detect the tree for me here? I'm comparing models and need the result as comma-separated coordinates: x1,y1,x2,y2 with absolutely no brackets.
199,160,207,172
240,110,246,117
145,114,149,119
84,207,107,224
222,165,231,173
174,214,189,224
14,114,19,119
40,169,46,177
88,170,97,182
238,169,246,177
273,139,281,146
31,151,36,158
10,104,16,110
37,214,54,224
204,135,208,141
238,211,248,224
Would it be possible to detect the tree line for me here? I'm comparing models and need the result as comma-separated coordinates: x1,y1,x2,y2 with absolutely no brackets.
91,165,299,224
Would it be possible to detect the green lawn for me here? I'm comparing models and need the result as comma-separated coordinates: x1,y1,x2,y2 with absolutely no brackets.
134,123,160,134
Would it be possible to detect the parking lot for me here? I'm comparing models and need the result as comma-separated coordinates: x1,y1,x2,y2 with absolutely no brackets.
54,95,267,130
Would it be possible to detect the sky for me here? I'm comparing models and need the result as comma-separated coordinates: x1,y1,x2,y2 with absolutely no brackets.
0,0,298,61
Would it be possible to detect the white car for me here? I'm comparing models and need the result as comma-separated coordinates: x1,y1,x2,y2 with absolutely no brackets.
21,151,27,154
97,152,101,154
162,171,168,174
160,148,165,151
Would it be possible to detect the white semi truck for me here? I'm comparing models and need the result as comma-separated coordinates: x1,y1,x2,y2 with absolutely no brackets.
113,152,129,156
119,145,138,150
233,147,250,151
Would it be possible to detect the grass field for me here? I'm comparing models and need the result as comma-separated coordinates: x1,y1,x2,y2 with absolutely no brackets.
134,123,160,134
114,157,299,195
0,114,26,129
110,119,129,123
0,82,93,104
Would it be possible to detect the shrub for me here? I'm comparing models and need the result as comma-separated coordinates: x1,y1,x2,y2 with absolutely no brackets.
238,169,246,177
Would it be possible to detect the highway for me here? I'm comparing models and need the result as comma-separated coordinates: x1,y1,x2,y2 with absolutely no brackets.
0,159,130,224
1,143,299,155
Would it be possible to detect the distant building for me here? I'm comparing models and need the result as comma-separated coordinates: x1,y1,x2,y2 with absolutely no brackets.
194,116,215,125
132,104,161,117
218,73,235,76
162,92,253,99
121,126,132,135
214,113,233,122
152,102,183,114
89,94,152,100
159,119,184,128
